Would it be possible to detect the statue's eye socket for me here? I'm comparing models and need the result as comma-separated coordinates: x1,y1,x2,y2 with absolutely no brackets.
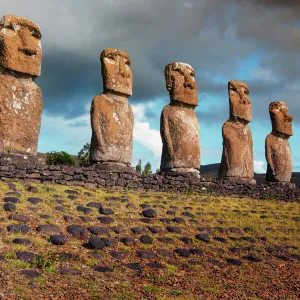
5,24,14,30
190,72,195,77
107,55,115,60
31,30,41,39
125,60,130,66
174,69,184,75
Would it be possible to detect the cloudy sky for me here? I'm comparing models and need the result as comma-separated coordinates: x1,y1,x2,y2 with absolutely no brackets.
1,0,300,172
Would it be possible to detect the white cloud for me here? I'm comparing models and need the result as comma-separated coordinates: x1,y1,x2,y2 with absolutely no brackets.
132,102,162,158
254,160,266,174
252,67,278,83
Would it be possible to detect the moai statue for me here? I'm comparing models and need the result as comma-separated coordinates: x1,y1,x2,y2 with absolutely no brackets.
160,62,200,174
218,80,254,182
0,15,43,155
89,48,134,166
266,101,293,183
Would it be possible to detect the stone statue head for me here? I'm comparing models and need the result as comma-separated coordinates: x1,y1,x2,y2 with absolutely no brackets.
269,101,293,137
100,48,132,97
165,62,198,106
228,80,251,123
0,15,42,76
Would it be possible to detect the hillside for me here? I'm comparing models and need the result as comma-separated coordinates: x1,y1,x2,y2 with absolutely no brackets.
0,181,299,299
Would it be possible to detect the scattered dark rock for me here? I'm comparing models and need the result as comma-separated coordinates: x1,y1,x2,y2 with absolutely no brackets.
125,263,143,271
101,238,117,247
88,226,110,235
166,226,182,234
213,237,227,244
67,195,77,200
172,217,185,224
36,224,61,234
157,237,174,244
66,225,89,240
189,248,204,256
110,227,126,234
99,207,114,215
140,235,153,244
120,237,137,246
28,197,42,204
166,210,176,216
16,251,37,262
55,206,64,212
226,258,242,266
77,206,92,215
21,270,40,278
131,227,147,234
147,226,164,234
93,266,113,273
142,209,157,218
88,236,106,249
156,249,173,258
140,218,151,223
7,224,30,234
242,255,262,262
3,197,20,203
59,268,82,276
140,204,151,209
110,251,129,260
97,216,115,224
136,250,156,259
175,248,191,258
195,233,210,242
3,202,16,212
87,202,102,209
13,238,31,245
180,237,193,245
63,215,74,222
50,235,68,245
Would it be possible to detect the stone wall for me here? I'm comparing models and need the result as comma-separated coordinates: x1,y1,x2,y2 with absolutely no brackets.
0,154,299,202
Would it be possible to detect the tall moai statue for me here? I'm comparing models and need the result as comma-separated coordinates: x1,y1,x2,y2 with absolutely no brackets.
266,101,293,183
218,80,254,182
160,62,200,174
0,15,43,155
89,48,134,166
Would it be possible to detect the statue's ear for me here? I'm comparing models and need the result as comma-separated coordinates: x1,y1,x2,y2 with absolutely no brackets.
165,64,173,91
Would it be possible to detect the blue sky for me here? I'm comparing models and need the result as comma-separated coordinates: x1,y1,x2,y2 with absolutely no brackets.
2,0,300,173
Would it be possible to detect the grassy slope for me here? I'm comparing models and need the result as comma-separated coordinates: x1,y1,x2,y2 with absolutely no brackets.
0,181,299,299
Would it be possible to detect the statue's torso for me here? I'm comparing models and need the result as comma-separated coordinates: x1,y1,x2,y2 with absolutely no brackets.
160,104,200,170
0,74,43,155
89,94,133,164
219,121,253,178
266,133,292,182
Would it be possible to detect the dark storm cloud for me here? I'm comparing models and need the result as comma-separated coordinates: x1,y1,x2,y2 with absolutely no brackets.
1,0,300,122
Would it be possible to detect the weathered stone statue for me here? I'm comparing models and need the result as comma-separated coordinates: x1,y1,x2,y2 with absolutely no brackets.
0,15,43,155
218,80,254,182
266,101,293,183
89,48,134,166
160,62,200,174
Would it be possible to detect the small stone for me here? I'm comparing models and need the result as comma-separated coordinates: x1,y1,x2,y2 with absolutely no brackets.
189,248,204,256
120,237,137,246
67,195,77,200
88,236,106,249
66,225,89,240
99,206,114,215
50,235,67,245
40,214,51,219
147,226,164,234
13,238,31,245
182,212,194,218
140,204,151,209
157,237,174,244
28,197,42,204
146,262,163,269
64,190,79,195
242,255,262,262
140,218,151,223
166,210,176,216
63,215,73,222
172,217,185,224
3,202,16,211
156,249,173,258
136,250,156,259
80,216,92,222
25,185,38,193
180,237,193,245
131,227,147,234
77,206,92,214
175,248,191,258
213,237,227,244
21,270,40,278
93,266,113,273
101,238,117,247
226,258,242,266
166,226,182,234
142,209,158,218
55,206,64,212
110,251,128,260
195,233,210,242
110,227,126,234
87,202,102,209
36,224,61,234
159,218,172,224
3,197,19,203
16,251,37,262
126,203,136,209
140,235,153,244
7,224,30,234
59,268,82,276
89,226,110,235
97,216,115,224
125,263,143,271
